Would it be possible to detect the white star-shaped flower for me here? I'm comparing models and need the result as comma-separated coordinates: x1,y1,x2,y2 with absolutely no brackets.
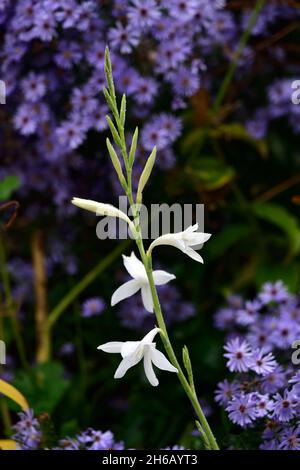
97,328,178,386
111,252,175,313
148,223,211,263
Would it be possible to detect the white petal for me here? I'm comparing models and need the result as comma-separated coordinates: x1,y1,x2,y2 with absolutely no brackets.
143,347,159,386
188,232,211,246
148,234,183,252
72,198,129,222
121,341,140,358
141,328,160,345
185,247,204,263
153,270,176,285
150,348,178,373
97,341,124,353
141,285,154,313
114,354,141,379
111,279,141,306
122,252,147,280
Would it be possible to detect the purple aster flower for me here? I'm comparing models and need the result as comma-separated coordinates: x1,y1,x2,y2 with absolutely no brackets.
155,114,182,144
141,122,168,151
272,391,298,422
14,103,44,135
76,1,95,32
237,300,261,326
117,67,140,96
214,307,236,330
278,427,300,450
82,297,106,318
156,37,191,73
91,104,109,132
226,393,257,427
272,318,299,349
133,77,158,105
56,119,86,150
86,42,106,70
261,367,287,394
55,0,79,28
78,429,114,450
32,10,57,42
247,320,273,352
54,40,82,69
168,0,198,22
128,0,161,30
21,72,46,102
215,379,240,406
13,409,41,450
250,393,274,418
170,66,200,98
248,349,277,376
224,337,252,373
108,22,140,54
71,87,97,114
259,281,289,305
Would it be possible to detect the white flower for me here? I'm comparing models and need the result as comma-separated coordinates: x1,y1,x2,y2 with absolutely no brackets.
71,197,136,234
97,327,178,386
111,252,175,313
148,224,211,263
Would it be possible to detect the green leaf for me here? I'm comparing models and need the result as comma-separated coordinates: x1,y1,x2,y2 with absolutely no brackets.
185,156,235,191
136,146,157,203
13,362,69,414
129,127,138,167
120,94,126,128
253,202,300,255
0,175,20,201
106,138,127,189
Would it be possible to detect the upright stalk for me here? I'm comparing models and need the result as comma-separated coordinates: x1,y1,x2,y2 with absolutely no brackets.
102,48,219,450
31,230,50,363
212,0,266,117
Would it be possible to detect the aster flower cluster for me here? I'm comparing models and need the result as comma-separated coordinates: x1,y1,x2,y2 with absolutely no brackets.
214,281,300,450
12,409,124,450
1,0,300,223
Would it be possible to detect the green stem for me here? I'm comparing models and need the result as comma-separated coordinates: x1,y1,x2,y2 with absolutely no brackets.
212,0,266,117
137,239,219,450
48,240,130,329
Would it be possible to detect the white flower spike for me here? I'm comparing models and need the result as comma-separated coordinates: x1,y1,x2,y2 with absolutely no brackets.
97,327,178,386
148,224,211,263
71,197,136,235
111,252,175,313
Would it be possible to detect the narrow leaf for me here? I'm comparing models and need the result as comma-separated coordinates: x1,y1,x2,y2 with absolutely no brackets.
137,146,157,203
0,440,18,450
106,138,127,189
129,127,139,167
120,94,126,128
106,116,122,149
0,378,29,411
104,47,116,103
